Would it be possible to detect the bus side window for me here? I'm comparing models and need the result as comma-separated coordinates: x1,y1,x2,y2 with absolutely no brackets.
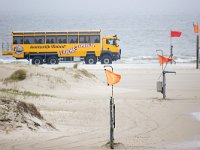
90,35,100,43
14,40,17,44
46,36,56,44
51,39,54,43
79,35,90,43
63,39,67,43
58,39,62,43
57,36,67,43
68,35,78,44
35,36,45,44
24,39,30,44
13,36,23,44
79,36,84,43
24,36,34,44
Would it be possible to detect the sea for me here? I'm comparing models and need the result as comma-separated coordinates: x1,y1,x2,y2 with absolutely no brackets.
0,12,199,64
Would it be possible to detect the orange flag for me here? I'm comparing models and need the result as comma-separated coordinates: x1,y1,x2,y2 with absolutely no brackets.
158,55,173,65
193,23,199,33
105,70,121,86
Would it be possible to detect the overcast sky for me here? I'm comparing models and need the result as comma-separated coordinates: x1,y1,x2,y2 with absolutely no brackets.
0,0,200,16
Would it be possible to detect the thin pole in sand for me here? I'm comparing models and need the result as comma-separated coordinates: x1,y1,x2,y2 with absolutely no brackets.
196,34,199,69
162,71,176,99
193,22,199,69
104,65,115,149
170,31,173,64
156,50,176,99
162,71,166,99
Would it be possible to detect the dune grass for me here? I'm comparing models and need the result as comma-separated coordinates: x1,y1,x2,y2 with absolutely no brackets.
73,69,96,79
73,63,78,69
0,88,54,97
5,69,27,82
52,67,66,71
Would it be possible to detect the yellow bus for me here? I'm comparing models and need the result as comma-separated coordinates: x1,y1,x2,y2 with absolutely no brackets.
2,30,121,64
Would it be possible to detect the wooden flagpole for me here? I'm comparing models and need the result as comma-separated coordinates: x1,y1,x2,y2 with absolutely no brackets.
104,66,115,149
196,34,199,69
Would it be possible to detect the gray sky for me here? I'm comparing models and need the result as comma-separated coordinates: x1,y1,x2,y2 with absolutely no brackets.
0,0,200,15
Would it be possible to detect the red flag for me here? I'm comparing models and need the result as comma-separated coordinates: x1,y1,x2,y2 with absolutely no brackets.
171,31,182,37
193,23,199,33
105,70,121,86
158,55,173,65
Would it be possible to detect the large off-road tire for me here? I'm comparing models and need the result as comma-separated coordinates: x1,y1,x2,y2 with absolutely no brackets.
85,55,97,64
101,55,112,64
32,56,43,65
47,56,59,64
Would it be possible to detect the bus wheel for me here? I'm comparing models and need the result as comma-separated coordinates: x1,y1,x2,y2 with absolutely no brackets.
47,56,59,65
101,55,112,64
85,55,97,64
32,56,43,65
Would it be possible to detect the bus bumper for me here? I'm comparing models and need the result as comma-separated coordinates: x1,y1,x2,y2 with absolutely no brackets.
2,50,12,55
112,51,121,61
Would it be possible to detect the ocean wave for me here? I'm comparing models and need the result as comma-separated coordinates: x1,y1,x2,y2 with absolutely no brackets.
0,58,29,64
117,56,196,64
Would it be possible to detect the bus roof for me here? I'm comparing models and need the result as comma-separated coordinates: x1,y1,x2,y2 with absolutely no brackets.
12,30,101,35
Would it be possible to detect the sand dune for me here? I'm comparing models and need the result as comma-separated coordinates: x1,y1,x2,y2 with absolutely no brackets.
0,63,200,150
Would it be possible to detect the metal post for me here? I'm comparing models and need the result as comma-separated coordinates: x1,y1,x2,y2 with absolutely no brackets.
104,65,115,149
162,71,176,99
113,104,115,128
162,71,166,99
196,35,199,69
170,45,173,64
170,35,172,63
112,85,113,98
110,96,114,149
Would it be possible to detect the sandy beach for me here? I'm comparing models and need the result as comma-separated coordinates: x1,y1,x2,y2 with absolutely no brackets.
0,62,200,150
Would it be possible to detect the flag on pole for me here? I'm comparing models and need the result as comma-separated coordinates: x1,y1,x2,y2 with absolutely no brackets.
193,23,199,33
158,55,173,65
171,31,182,37
105,70,121,86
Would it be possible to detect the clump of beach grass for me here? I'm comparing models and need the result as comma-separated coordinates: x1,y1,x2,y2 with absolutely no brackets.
73,73,82,79
0,88,54,98
104,141,124,149
73,63,78,69
79,69,95,78
53,67,66,71
5,69,27,82
72,69,96,79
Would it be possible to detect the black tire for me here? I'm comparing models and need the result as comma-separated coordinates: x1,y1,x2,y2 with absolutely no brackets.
101,55,112,64
32,56,43,65
47,56,59,65
85,55,97,64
